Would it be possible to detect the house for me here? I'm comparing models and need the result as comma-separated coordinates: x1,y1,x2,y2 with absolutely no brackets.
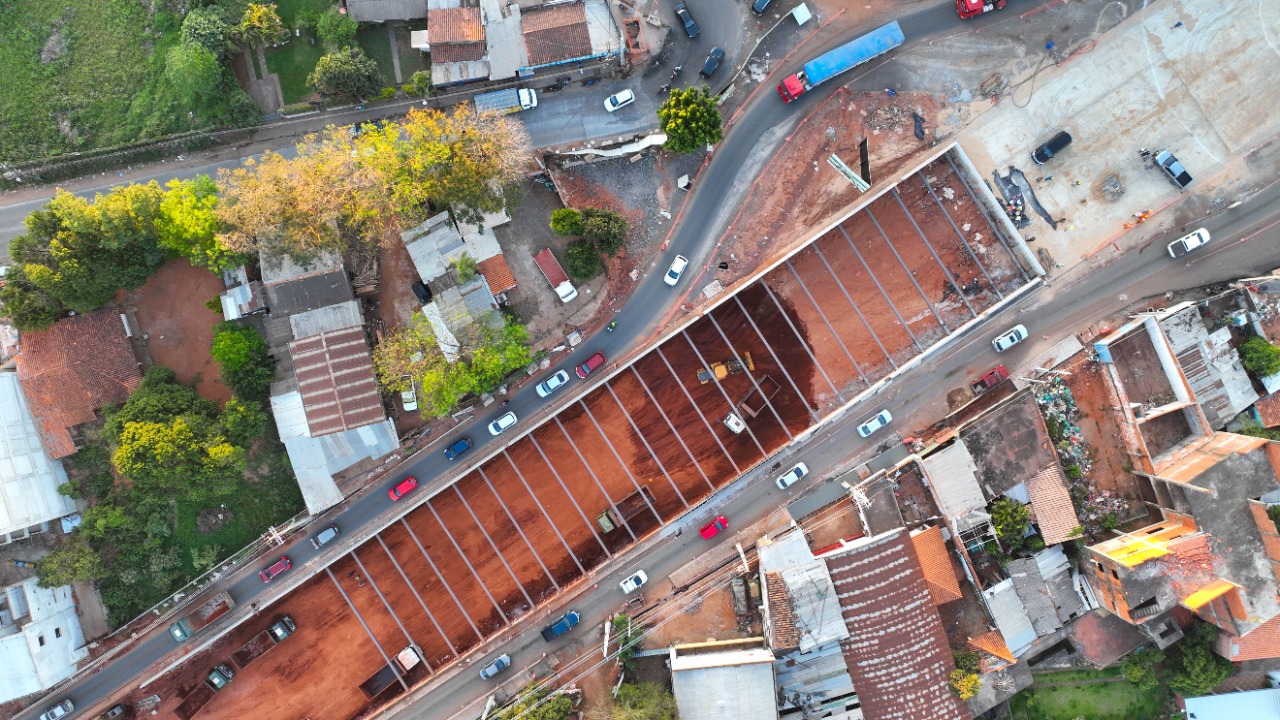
670,639,778,720
1157,300,1260,428
427,0,496,85
428,7,486,63
14,308,142,460
0,372,75,545
0,578,88,704
1185,687,1280,720
345,0,428,23
520,0,621,70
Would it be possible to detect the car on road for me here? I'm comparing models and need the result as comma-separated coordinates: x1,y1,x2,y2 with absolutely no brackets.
536,369,571,398
776,462,809,490
411,280,432,304
1155,150,1192,189
1167,228,1210,258
310,524,340,549
620,570,648,594
444,436,473,460
259,555,292,583
604,89,636,112
1031,130,1072,164
700,515,729,539
489,411,518,436
751,0,774,14
674,3,700,38
664,255,689,286
541,611,581,641
991,324,1029,352
389,476,418,501
856,409,892,438
38,700,74,720
700,48,725,78
400,375,418,412
479,653,512,680
576,351,607,379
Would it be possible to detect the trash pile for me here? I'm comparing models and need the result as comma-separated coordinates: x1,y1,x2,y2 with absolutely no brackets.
1036,377,1131,538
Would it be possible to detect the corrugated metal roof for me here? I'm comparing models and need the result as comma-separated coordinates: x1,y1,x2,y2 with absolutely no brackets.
290,327,385,437
289,300,363,339
1184,687,1280,719
921,443,987,522
1026,463,1080,545
671,649,778,720
982,578,1037,657
346,0,427,23
0,373,74,539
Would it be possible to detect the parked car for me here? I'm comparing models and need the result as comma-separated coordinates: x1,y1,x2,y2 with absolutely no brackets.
664,255,689,286
310,524,340,549
674,3,700,38
411,280,432,304
104,704,128,719
1167,228,1210,258
856,409,892,438
620,570,649,594
541,611,581,641
389,476,418,501
751,0,774,14
700,515,729,539
400,375,418,412
776,462,809,490
38,700,74,720
576,351,607,379
1155,150,1192,188
604,89,636,112
488,411,518,436
444,436,473,460
479,654,512,680
700,47,725,78
1031,130,1072,164
536,369,571,398
991,324,1029,352
259,555,292,583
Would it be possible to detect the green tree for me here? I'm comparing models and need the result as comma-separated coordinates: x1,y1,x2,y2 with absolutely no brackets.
112,418,244,500
496,682,573,720
236,2,288,48
564,239,601,281
181,6,235,58
406,69,431,97
316,7,359,50
1122,646,1165,689
105,367,220,438
550,208,584,236
210,322,275,400
590,683,676,720
157,176,243,272
657,86,723,154
991,496,1030,550
308,47,383,102
191,544,221,573
953,650,981,674
451,252,479,283
582,208,629,255
1167,623,1230,697
219,398,269,446
0,264,63,330
1241,336,1280,377
36,535,105,587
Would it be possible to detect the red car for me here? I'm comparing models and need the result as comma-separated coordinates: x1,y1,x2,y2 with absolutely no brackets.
576,351,606,379
700,516,729,539
259,555,292,583
389,476,418,501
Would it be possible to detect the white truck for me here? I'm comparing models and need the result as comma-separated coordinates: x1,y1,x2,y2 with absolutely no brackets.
534,248,578,303
473,88,538,114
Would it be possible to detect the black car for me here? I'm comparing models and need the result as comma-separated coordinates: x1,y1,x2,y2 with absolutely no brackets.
674,4,700,38
444,436,473,460
701,47,725,78
751,0,774,14
1031,130,1072,164
411,280,432,304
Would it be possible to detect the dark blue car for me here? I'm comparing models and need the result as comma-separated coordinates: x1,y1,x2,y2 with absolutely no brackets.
541,611,581,641
444,436,473,460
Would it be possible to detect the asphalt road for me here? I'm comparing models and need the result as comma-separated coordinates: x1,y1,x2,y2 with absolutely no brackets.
14,0,1274,716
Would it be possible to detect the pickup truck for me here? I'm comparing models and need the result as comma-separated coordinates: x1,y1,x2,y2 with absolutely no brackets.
541,611,581,641
971,365,1008,396
1155,150,1192,189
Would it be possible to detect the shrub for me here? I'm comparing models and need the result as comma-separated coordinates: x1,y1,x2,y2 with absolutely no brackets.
210,322,275,400
550,208,584,236
949,670,982,700
279,102,316,115
953,650,982,674
407,70,431,97
1241,336,1280,377
315,7,358,50
564,240,601,281
1065,463,1082,479
582,208,629,255
379,87,399,100
1122,646,1164,689
307,48,382,102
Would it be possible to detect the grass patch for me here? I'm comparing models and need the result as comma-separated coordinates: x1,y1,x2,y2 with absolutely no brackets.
1010,669,1171,720
273,0,333,27
356,24,396,85
1029,667,1125,683
266,40,327,105
395,23,429,79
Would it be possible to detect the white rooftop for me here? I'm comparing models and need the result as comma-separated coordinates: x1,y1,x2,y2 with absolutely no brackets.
921,442,989,532
0,580,87,703
1185,687,1280,719
982,577,1037,658
0,373,74,539
481,0,525,78
671,647,778,720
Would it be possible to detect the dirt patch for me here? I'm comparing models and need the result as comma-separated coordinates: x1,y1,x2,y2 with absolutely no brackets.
643,585,742,647
123,259,231,404
196,507,234,534
1059,355,1144,503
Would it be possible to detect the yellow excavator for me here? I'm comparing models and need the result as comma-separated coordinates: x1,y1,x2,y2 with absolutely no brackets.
697,352,754,384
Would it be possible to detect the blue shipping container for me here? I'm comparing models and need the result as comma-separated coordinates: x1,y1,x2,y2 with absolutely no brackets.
803,21,905,88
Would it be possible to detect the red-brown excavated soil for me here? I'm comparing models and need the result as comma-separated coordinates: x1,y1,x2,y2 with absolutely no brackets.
123,259,231,404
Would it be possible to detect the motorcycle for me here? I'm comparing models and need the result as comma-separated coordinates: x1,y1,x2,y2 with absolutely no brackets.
670,65,683,80
606,321,618,332
658,83,671,94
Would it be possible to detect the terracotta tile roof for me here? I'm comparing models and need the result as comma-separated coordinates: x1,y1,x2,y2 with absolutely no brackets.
910,525,963,605
1256,392,1280,428
1069,609,1149,666
478,255,517,295
824,531,972,720
1218,612,1280,661
522,4,591,66
290,327,385,438
968,630,1015,664
764,572,799,650
16,308,141,459
1027,463,1081,545
431,7,483,43
431,41,485,63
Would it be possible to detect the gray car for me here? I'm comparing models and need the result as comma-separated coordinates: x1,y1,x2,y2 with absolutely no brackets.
480,653,512,679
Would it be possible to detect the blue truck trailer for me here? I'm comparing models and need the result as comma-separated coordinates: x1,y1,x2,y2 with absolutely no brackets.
777,21,905,103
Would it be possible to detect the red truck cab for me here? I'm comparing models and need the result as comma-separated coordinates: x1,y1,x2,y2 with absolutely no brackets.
957,0,1006,19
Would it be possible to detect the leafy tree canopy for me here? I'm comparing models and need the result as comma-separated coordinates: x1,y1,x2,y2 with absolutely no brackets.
308,47,382,103
316,8,359,50
166,42,226,112
564,239,601,281
1167,622,1231,697
210,322,276,400
236,2,288,47
181,6,236,58
582,208,629,255
991,496,1030,549
156,176,244,272
550,208,584,236
1241,336,1280,377
658,86,723,154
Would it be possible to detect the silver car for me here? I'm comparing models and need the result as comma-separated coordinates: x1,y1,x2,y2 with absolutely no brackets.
536,370,570,398
39,700,74,720
480,653,511,680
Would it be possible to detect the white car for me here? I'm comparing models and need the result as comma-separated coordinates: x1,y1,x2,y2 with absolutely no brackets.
664,255,689,286
39,700,74,720
400,375,418,412
1167,228,1210,258
604,89,636,112
856,409,892,438
536,370,570,398
620,570,648,594
776,462,809,490
991,324,1029,352
488,411,518,436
